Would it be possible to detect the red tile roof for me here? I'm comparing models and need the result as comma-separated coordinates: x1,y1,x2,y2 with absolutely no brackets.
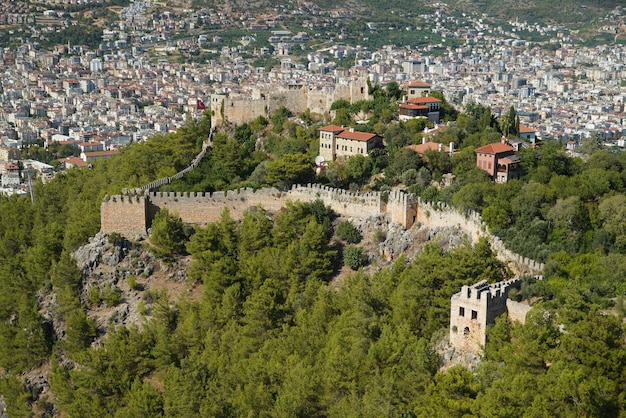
403,80,431,88
399,103,428,110
336,130,377,142
475,143,515,154
83,150,118,158
319,124,345,133
406,97,441,104
61,156,88,168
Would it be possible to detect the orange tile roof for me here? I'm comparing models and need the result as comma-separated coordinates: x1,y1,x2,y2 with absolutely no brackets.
83,150,118,157
61,156,88,167
319,124,345,133
519,125,535,133
336,130,377,142
403,80,431,88
406,142,450,155
406,96,441,104
475,142,514,154
399,103,428,110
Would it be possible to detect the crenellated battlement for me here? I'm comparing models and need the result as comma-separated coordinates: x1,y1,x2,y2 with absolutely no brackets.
101,183,390,238
450,276,527,353
101,183,544,275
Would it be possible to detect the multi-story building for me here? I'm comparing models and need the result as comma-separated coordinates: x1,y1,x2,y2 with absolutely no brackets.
318,125,381,161
398,96,441,124
475,141,522,183
402,80,431,99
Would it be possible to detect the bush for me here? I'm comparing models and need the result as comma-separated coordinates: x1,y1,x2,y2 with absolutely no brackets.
150,208,186,262
137,300,148,315
344,245,367,270
101,286,122,307
127,276,140,291
336,220,362,244
108,232,123,246
88,287,102,306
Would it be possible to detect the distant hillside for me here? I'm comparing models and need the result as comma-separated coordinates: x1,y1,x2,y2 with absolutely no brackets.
189,0,620,27
444,0,622,25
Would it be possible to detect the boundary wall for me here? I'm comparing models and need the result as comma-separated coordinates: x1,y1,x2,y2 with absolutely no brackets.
209,77,370,128
101,185,544,275
102,184,385,236
100,121,543,276
416,199,545,274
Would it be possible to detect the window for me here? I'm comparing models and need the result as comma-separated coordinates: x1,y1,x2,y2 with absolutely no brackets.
464,327,470,335
471,310,478,320
459,307,465,317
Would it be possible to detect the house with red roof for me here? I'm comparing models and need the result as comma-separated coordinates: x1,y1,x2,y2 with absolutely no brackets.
406,140,454,156
399,96,441,124
518,125,536,142
59,156,88,169
318,125,381,161
402,80,431,100
475,140,523,183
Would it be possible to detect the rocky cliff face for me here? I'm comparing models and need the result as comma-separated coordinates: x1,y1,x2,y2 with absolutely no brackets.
71,232,192,337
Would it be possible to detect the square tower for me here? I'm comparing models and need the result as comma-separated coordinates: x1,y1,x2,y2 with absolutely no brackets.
449,279,520,353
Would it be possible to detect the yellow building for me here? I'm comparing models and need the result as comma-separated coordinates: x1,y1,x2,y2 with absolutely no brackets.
318,125,381,162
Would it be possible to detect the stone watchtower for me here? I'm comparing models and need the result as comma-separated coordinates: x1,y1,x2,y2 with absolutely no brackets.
449,278,521,353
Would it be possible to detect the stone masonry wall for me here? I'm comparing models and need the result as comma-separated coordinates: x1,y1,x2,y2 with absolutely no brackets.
416,199,545,275
101,194,148,238
101,185,544,276
506,299,533,324
211,77,370,127
140,184,382,231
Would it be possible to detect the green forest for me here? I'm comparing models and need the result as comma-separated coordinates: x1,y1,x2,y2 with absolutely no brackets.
2,87,626,416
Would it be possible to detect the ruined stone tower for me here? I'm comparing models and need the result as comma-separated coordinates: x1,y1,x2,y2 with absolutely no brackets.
449,278,522,353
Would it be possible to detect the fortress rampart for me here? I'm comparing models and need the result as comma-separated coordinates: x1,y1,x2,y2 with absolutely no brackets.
449,278,523,352
210,77,370,127
101,184,544,275
102,183,385,235
101,122,543,276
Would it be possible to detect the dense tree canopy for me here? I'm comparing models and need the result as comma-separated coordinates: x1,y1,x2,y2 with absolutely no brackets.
2,94,626,417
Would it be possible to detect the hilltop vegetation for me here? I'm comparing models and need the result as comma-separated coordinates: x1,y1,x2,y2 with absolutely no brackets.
187,0,620,27
443,0,622,25
3,93,626,416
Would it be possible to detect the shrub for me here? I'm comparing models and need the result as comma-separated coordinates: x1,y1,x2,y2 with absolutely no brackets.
344,245,367,270
108,232,123,246
336,220,362,244
101,286,122,307
127,275,140,291
137,300,148,315
88,287,102,306
373,228,386,244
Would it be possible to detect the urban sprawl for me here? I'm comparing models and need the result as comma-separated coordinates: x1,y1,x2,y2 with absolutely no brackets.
1,0,626,194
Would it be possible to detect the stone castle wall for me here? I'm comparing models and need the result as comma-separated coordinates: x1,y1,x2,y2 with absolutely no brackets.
100,117,544,276
416,199,545,275
102,186,545,275
450,278,522,353
506,299,533,324
102,184,384,238
100,194,147,238
210,77,370,127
